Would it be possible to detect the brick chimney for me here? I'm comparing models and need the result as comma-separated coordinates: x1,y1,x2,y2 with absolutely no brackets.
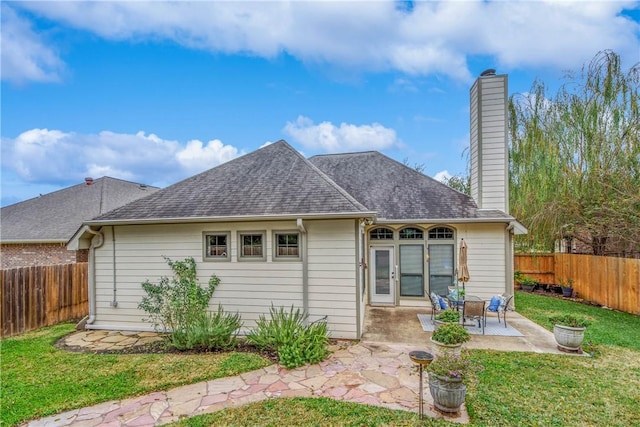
469,69,508,213
85,177,94,186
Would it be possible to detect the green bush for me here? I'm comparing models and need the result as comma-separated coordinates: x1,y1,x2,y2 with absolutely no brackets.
247,305,329,368
435,309,461,323
138,257,240,350
172,306,243,351
431,323,471,345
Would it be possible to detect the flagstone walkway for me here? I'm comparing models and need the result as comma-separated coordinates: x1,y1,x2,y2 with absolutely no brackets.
26,331,468,426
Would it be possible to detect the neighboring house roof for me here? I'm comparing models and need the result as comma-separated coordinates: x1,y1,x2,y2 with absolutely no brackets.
89,141,373,224
309,151,512,222
0,177,159,243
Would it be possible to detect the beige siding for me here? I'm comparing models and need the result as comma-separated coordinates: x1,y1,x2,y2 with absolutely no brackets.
454,223,509,299
370,223,510,308
469,74,508,212
91,219,359,339
306,220,358,338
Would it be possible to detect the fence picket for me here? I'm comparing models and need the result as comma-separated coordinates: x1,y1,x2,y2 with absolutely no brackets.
0,263,88,337
515,254,640,315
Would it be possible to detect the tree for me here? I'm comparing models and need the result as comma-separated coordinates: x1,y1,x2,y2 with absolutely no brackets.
441,174,471,195
509,50,640,255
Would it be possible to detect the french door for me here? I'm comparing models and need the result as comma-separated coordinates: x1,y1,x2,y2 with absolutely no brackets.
369,246,395,304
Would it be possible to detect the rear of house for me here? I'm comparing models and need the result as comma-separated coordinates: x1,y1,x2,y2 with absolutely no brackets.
70,71,524,339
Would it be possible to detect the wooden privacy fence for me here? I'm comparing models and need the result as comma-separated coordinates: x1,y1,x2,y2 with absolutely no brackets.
1,263,88,338
515,254,640,315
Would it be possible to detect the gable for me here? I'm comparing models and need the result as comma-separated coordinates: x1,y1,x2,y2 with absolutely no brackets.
0,177,159,242
92,141,372,223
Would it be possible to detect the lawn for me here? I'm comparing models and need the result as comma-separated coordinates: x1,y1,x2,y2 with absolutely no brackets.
0,323,271,426
175,292,640,426
3,293,640,426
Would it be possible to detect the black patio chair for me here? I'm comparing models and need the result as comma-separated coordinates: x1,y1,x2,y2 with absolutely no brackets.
462,300,485,334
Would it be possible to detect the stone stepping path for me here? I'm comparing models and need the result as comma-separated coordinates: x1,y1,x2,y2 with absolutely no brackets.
26,334,469,426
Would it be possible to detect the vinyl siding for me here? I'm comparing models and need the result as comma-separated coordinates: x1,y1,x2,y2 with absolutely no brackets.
90,219,359,338
469,74,508,212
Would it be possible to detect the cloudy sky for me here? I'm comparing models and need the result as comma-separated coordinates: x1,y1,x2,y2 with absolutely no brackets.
2,1,639,207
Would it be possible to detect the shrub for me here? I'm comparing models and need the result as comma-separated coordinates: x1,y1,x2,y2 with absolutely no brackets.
247,305,329,368
138,257,240,350
549,313,592,328
431,323,471,345
172,306,243,351
435,309,461,323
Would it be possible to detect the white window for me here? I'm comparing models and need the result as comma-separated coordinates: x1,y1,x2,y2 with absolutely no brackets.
370,227,394,240
274,232,301,260
238,232,266,261
204,232,230,261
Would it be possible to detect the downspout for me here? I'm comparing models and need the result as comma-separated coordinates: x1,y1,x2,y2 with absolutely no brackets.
111,226,118,307
297,218,308,314
86,228,104,325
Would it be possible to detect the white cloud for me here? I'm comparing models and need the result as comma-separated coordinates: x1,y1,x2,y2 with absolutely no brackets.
7,1,639,84
283,116,398,153
0,4,65,84
0,129,242,187
434,170,452,183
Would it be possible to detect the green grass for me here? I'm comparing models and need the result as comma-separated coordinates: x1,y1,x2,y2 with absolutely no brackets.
0,323,271,426
171,397,450,426
4,294,640,427
173,292,640,426
515,291,640,350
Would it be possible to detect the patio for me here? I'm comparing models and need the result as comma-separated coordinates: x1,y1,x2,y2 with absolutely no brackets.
361,306,566,354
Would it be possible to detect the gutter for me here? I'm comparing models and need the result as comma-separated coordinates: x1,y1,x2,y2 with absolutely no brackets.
82,211,377,227
297,218,308,314
85,228,104,325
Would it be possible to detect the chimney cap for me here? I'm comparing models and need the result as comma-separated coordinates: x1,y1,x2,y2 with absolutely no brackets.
480,68,496,77
85,177,94,185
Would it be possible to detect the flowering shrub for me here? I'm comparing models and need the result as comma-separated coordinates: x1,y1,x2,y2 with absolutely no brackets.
427,349,482,383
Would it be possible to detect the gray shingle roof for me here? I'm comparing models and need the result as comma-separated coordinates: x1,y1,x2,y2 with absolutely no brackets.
309,151,512,221
91,141,372,222
0,177,159,242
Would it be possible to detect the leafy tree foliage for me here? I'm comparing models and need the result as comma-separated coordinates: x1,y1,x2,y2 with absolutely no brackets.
509,50,639,255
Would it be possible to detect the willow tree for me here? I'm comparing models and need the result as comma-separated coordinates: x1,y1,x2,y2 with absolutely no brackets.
509,50,640,256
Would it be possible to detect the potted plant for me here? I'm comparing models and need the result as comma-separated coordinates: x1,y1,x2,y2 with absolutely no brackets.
559,277,575,297
549,313,592,351
427,349,483,413
430,323,470,356
518,275,537,292
434,309,461,328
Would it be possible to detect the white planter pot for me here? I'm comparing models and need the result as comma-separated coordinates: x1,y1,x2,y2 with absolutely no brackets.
553,324,586,351
430,337,462,356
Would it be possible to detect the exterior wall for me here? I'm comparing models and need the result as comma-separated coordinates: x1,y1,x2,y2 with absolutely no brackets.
90,219,359,339
470,73,509,213
365,222,510,307
1,243,88,269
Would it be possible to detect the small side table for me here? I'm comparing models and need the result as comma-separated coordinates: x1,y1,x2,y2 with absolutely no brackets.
409,350,434,419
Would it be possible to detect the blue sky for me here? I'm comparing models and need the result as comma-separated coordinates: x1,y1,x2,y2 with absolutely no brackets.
2,1,639,207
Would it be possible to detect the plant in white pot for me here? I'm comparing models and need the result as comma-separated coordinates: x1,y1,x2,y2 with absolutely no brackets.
434,309,461,328
427,349,483,413
549,313,592,352
430,323,470,356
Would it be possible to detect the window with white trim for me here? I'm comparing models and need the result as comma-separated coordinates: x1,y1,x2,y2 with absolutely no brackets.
274,232,301,260
370,227,394,240
428,227,454,240
204,232,230,261
239,232,266,260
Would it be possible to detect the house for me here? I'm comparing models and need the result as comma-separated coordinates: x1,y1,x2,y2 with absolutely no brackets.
1,177,159,269
69,71,525,339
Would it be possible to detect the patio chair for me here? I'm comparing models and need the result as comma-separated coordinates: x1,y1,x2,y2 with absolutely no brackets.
462,300,485,334
485,294,514,328
429,292,447,319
